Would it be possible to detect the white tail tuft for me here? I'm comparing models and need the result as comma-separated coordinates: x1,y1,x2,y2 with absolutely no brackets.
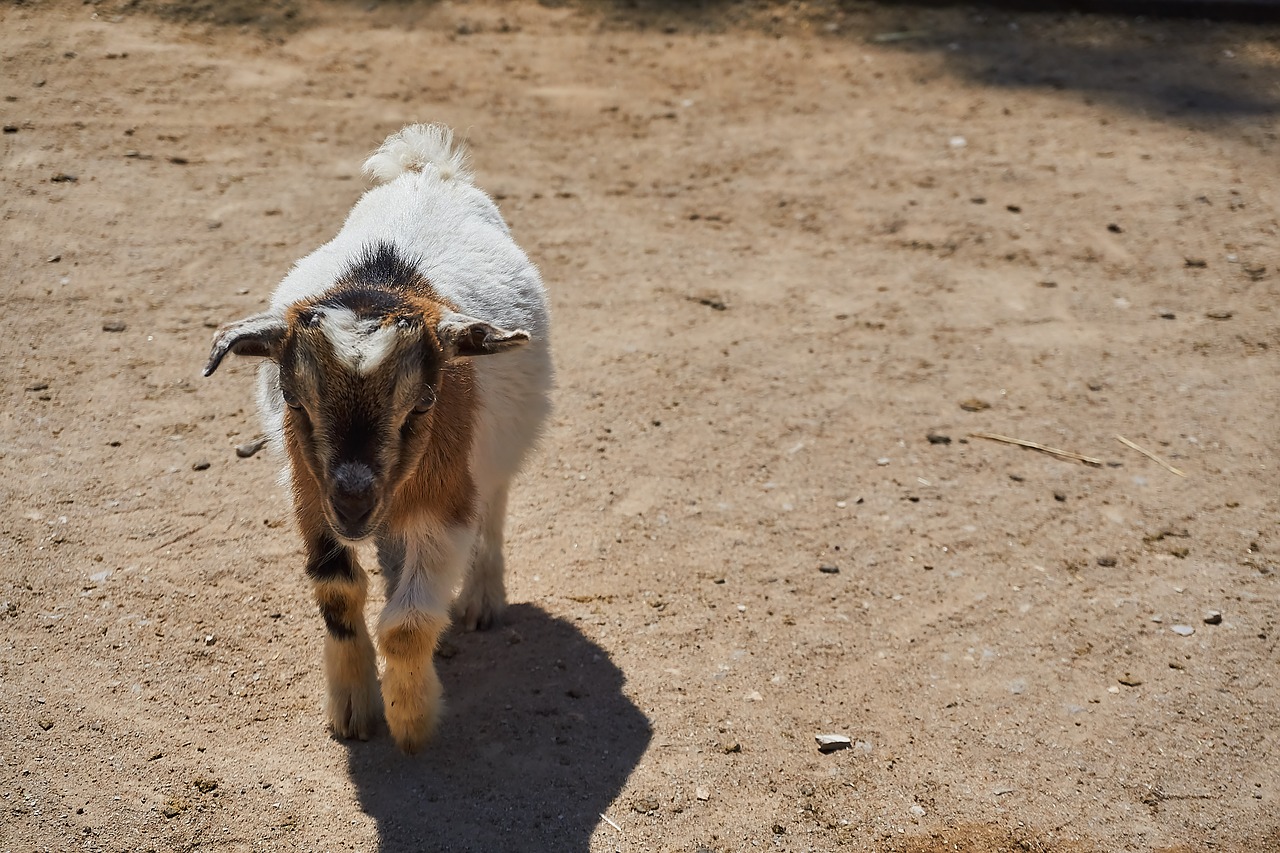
362,123,473,186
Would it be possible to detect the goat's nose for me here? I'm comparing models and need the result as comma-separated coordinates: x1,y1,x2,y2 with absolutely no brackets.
332,491,376,527
331,462,377,529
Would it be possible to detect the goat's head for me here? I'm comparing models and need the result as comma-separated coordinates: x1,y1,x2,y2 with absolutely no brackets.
205,261,528,542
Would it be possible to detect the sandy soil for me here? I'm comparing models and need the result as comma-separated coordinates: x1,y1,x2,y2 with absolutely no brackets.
2,1,1279,851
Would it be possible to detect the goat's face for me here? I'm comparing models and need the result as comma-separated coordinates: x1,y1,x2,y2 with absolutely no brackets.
206,289,529,542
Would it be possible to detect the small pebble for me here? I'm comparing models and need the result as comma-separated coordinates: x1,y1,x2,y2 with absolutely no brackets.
926,433,952,445
1118,673,1143,687
50,173,78,183
632,796,659,814
721,741,741,754
1184,258,1207,268
102,320,127,332
876,457,891,466
815,733,852,753
1107,223,1124,233
235,437,268,458
819,565,840,575
38,718,54,731
1171,625,1195,637
1096,556,1117,567
1203,611,1222,625
695,786,710,801
26,382,49,392
959,398,990,412
1206,310,1233,320
203,634,216,646
192,460,211,472
1053,491,1067,502
909,804,926,818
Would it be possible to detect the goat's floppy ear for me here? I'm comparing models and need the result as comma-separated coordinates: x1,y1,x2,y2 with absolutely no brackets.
203,312,287,377
437,311,530,359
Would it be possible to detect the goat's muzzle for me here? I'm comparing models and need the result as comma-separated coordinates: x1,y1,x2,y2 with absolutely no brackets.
330,461,379,540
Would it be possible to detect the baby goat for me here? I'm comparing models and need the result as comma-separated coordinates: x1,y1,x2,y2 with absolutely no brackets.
204,124,552,753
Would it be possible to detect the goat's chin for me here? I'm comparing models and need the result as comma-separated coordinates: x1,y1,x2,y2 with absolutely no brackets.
327,516,381,544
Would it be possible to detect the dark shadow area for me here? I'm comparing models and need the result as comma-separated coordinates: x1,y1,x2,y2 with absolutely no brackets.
342,604,651,853
870,0,1280,22
559,2,1279,129
582,1,1280,123
864,7,1280,122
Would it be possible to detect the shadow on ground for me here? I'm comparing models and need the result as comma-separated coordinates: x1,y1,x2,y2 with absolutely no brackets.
589,1,1280,124
879,8,1280,122
342,604,651,853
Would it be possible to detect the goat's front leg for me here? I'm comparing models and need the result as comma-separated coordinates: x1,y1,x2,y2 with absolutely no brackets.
377,525,474,753
306,531,380,741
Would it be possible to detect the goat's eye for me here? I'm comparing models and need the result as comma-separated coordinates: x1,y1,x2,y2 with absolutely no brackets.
412,386,436,414
282,389,303,410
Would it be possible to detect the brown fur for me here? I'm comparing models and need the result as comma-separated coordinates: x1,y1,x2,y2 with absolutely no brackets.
386,359,477,532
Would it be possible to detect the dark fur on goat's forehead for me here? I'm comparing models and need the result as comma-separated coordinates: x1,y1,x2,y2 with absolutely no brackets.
312,286,416,321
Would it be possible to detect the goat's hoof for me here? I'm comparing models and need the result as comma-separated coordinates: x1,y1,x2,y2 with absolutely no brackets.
386,704,439,754
383,670,442,753
328,685,379,741
455,591,506,633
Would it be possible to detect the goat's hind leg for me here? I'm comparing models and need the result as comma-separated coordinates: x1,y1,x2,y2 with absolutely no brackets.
455,484,509,632
307,532,380,740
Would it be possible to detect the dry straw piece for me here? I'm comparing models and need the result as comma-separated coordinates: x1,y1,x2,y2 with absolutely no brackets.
1115,434,1187,478
968,432,1104,467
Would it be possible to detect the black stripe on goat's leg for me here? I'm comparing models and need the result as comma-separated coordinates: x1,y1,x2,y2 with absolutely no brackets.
305,532,358,585
304,531,380,740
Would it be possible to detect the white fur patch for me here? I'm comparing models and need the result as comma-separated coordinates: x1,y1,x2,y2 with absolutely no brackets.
320,306,399,376
363,124,473,186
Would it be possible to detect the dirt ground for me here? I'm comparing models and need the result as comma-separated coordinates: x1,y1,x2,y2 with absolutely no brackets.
2,1,1279,851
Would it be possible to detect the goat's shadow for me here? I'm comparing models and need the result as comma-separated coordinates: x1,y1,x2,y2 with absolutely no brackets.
342,604,651,853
